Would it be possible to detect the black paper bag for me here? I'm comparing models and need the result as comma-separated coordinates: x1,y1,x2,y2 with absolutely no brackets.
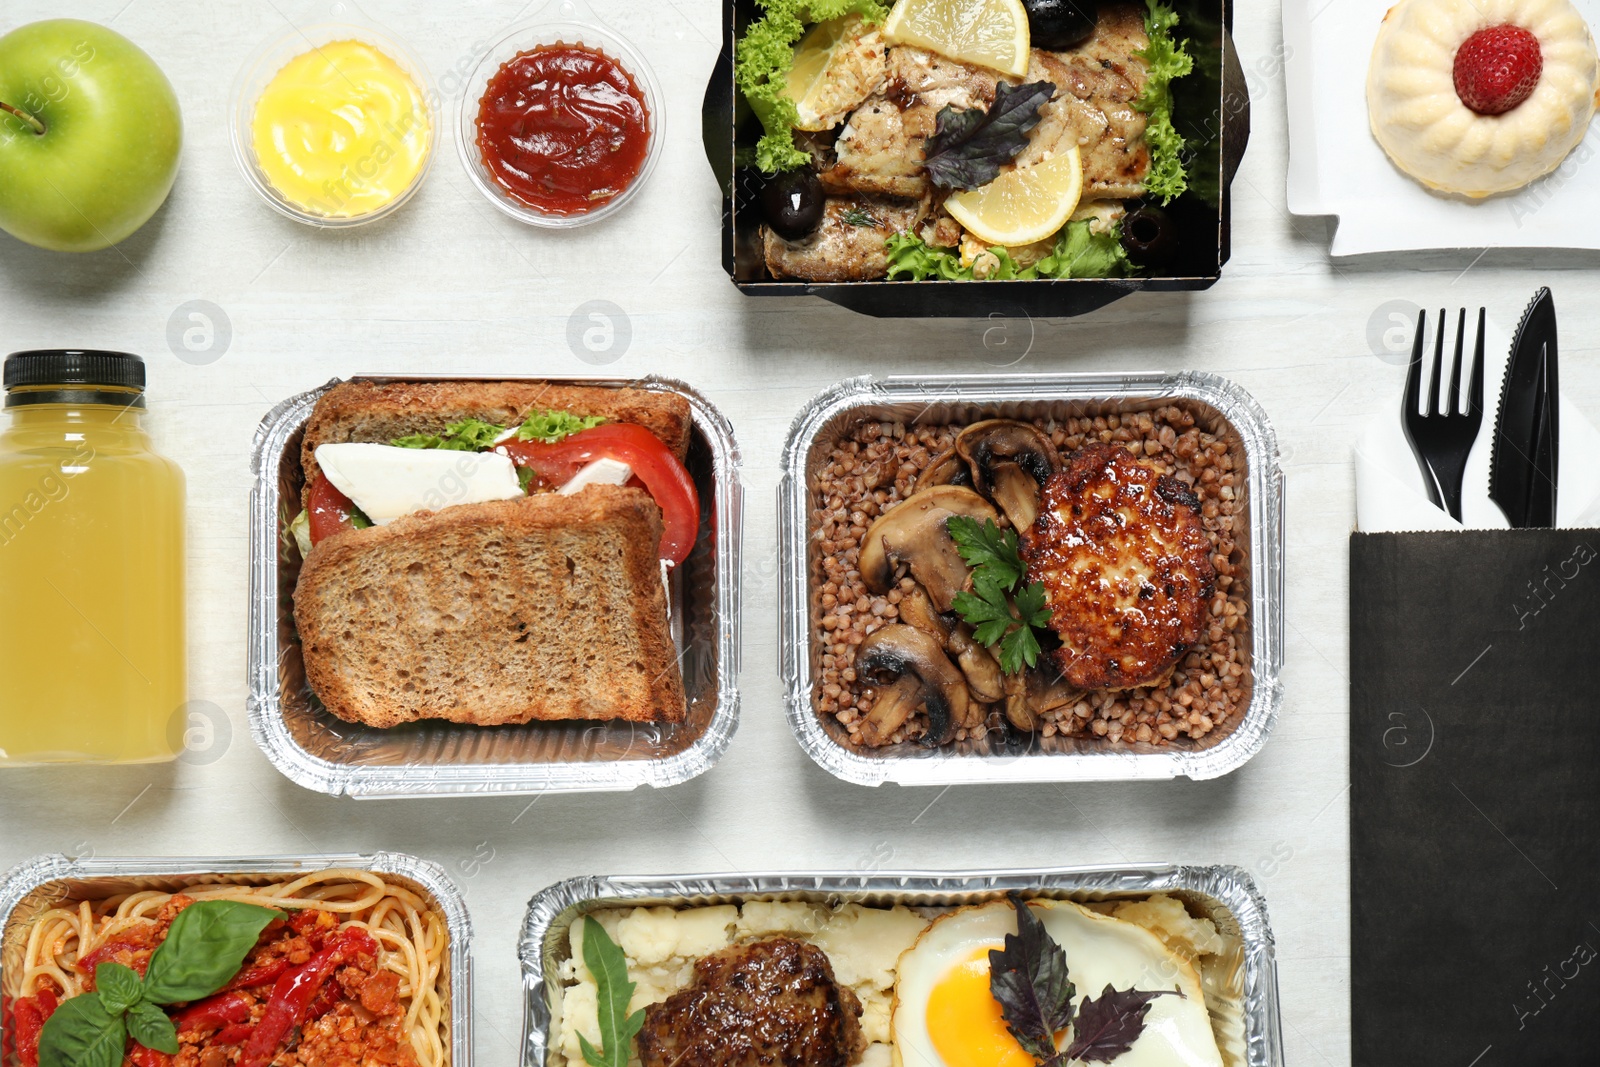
1351,530,1600,1065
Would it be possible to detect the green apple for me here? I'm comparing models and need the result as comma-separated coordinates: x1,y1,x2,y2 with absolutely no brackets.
0,20,182,252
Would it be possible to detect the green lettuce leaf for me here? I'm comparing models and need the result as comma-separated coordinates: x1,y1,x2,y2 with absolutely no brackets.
286,509,313,559
516,410,605,443
1031,220,1133,279
885,220,1131,282
1134,0,1194,204
392,417,505,452
735,0,887,174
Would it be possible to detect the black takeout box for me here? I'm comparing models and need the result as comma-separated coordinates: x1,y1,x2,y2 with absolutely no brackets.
702,0,1250,318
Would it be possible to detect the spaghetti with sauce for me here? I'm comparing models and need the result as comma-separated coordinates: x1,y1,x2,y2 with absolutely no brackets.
1,869,448,1067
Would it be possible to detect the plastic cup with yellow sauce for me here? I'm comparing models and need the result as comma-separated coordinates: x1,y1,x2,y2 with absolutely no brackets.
231,26,437,226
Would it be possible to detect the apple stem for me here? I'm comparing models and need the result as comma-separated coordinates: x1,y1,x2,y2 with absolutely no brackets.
0,100,44,135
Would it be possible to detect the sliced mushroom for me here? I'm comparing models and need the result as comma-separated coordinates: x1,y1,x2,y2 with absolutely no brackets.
1002,670,1037,733
1026,663,1082,715
899,584,1000,716
955,420,1061,531
858,485,999,613
912,447,973,493
855,624,970,747
947,624,1005,705
897,584,950,641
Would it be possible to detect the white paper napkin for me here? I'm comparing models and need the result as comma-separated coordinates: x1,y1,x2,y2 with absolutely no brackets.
1355,312,1600,532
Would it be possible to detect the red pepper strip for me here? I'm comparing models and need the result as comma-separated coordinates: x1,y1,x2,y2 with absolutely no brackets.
75,940,147,977
237,928,377,1067
172,990,253,1033
128,1047,174,1067
225,957,289,991
212,1023,253,1046
10,989,57,1067
305,982,340,1021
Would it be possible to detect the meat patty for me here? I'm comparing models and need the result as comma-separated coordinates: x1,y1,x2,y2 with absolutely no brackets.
1021,443,1216,691
636,938,866,1067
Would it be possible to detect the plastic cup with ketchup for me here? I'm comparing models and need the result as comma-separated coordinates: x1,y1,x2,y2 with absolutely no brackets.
455,2,663,228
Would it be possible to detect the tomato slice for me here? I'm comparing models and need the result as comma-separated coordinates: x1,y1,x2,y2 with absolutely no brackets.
307,475,364,546
497,424,700,565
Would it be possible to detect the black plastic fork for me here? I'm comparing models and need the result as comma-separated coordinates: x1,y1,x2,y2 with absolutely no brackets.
1401,307,1485,522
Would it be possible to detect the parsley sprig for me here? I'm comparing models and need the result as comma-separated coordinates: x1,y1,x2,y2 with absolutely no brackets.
947,516,1052,674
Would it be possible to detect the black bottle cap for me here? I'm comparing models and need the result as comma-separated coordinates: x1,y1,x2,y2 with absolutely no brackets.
4,350,146,391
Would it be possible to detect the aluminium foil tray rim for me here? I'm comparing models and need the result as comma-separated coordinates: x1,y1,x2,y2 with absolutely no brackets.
0,851,474,1067
515,864,1283,1067
246,374,744,798
778,370,1285,785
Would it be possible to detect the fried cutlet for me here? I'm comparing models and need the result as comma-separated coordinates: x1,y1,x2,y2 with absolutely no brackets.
1021,442,1216,690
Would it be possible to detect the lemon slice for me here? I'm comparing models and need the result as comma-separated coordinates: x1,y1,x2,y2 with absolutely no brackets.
786,15,881,132
883,0,1031,77
944,147,1083,247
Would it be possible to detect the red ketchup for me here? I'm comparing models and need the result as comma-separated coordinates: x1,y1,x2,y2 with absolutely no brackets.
474,43,651,215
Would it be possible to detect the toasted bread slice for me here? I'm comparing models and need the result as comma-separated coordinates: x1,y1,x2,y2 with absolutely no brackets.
300,380,693,499
293,486,686,727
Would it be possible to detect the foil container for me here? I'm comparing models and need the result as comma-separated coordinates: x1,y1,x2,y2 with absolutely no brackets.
248,376,743,798
0,851,473,1066
518,866,1283,1067
780,372,1284,785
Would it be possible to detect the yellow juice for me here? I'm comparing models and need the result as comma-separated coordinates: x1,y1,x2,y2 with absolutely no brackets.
0,399,185,764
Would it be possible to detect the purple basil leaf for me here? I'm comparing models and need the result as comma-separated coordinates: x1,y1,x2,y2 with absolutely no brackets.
988,897,1075,1061
1063,985,1181,1063
923,80,1057,190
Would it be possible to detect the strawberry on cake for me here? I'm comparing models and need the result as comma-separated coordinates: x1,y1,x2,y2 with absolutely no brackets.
1367,0,1600,197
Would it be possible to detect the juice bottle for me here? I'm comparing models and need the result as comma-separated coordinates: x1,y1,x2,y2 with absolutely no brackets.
0,350,185,764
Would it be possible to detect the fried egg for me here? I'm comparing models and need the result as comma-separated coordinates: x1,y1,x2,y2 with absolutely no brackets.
889,899,1223,1067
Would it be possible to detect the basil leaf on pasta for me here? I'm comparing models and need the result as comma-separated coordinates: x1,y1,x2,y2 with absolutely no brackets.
142,900,283,1004
125,1001,180,1055
93,962,143,1015
37,992,126,1067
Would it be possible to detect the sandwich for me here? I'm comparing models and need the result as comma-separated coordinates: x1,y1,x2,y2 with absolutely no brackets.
286,380,697,728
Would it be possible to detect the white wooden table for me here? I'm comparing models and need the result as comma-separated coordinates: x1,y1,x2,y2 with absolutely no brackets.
7,0,1595,1062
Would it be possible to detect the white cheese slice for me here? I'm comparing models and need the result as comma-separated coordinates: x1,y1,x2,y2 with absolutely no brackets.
314,443,523,525
558,457,633,495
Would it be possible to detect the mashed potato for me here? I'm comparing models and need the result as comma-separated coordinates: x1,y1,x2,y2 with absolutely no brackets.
551,894,1226,1067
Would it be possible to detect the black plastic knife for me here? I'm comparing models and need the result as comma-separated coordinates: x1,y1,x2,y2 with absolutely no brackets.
1489,287,1560,528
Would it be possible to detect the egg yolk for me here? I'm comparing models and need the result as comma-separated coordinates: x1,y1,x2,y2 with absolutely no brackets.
926,949,1039,1067
250,40,431,218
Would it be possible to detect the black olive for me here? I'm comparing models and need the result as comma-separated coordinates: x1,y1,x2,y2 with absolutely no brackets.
1120,205,1178,267
759,167,824,240
1024,0,1098,50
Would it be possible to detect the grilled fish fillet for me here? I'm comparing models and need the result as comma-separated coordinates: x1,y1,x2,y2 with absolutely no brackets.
1015,11,1152,200
823,46,998,198
763,194,926,281
1021,443,1215,691
820,2,1151,201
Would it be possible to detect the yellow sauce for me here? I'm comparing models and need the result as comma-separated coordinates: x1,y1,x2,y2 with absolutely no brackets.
0,402,185,764
250,39,432,218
